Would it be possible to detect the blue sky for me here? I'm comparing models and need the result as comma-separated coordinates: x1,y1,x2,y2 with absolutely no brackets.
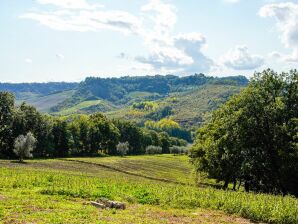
0,0,297,82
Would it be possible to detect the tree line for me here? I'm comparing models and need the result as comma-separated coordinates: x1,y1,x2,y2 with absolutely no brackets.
191,69,298,196
0,92,187,159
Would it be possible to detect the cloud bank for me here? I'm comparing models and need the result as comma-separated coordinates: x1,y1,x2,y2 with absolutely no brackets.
21,0,214,74
259,2,298,62
221,45,264,70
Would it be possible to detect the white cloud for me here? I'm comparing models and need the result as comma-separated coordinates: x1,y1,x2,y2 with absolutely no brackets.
285,49,298,62
56,53,65,60
259,2,298,62
268,51,281,58
221,45,264,70
21,0,214,74
24,58,33,64
135,1,213,73
21,10,141,34
223,0,240,4
36,0,103,10
136,32,213,73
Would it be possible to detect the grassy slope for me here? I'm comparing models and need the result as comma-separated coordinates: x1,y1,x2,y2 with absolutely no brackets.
53,100,116,116
106,84,243,127
16,90,75,113
168,85,241,127
0,155,297,224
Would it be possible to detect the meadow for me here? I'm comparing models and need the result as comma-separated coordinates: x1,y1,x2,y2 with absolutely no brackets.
0,155,297,224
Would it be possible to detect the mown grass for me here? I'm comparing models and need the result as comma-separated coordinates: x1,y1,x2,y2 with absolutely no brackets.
67,155,195,185
0,155,297,224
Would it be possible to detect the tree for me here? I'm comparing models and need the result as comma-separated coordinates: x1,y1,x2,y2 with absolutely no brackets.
113,120,144,154
117,142,129,157
52,119,70,157
0,92,15,158
159,132,170,154
89,113,120,155
13,132,36,162
191,69,298,195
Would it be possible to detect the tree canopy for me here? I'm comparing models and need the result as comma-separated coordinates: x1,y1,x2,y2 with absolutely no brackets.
0,92,187,159
191,69,298,196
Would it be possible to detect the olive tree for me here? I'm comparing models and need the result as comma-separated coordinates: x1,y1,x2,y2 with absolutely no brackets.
116,142,129,157
13,132,36,162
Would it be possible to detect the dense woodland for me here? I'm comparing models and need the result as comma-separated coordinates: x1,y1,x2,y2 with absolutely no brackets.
191,69,298,196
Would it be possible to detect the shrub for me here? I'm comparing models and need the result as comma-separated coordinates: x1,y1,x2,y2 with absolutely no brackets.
145,145,162,155
116,142,129,157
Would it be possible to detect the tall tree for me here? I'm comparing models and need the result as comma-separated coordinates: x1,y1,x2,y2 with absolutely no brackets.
0,92,15,157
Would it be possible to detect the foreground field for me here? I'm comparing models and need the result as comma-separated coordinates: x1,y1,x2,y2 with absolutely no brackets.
0,155,297,224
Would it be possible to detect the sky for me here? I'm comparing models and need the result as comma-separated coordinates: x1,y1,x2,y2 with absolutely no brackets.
0,0,297,83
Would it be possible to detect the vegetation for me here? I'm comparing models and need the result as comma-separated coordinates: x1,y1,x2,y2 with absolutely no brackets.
116,142,129,157
0,92,187,159
1,70,297,223
191,69,298,196
169,146,188,155
13,132,36,162
145,145,162,155
0,82,78,99
0,156,297,224
1,74,248,130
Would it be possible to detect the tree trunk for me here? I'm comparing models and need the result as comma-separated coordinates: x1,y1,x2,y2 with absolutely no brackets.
223,180,229,190
244,181,250,192
232,179,237,191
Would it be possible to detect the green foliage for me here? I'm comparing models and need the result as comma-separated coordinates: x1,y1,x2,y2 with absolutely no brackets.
113,120,144,154
191,69,298,195
1,93,190,158
0,92,15,157
132,101,158,111
145,118,192,142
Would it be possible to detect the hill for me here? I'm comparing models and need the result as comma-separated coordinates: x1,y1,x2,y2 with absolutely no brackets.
0,82,78,99
0,74,248,128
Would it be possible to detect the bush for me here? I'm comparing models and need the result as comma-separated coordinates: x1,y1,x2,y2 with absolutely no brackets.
145,145,162,155
116,142,129,157
169,146,188,155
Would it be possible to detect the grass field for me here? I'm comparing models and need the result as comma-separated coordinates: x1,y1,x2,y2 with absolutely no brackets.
0,155,297,224
53,100,116,116
16,90,75,113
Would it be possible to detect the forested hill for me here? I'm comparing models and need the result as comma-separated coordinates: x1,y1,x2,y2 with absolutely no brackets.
76,74,248,102
0,74,249,128
0,82,78,99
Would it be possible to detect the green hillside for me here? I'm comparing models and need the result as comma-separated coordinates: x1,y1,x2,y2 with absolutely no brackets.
53,99,117,116
3,74,248,128
106,84,243,128
16,90,75,113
